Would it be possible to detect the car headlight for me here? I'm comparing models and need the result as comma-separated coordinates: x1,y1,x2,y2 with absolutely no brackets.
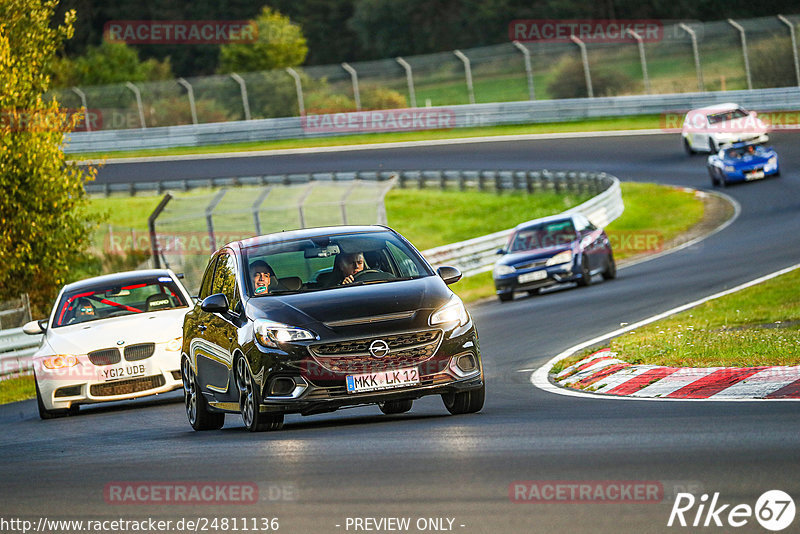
430,296,469,327
254,319,316,348
546,250,573,266
165,337,182,352
493,264,515,277
42,355,79,369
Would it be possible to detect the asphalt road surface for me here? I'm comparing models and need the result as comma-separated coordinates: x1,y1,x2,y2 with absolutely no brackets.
3,131,799,534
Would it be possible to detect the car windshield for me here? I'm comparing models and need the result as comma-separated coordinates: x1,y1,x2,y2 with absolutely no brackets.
707,108,748,124
242,230,431,296
725,145,763,159
509,220,577,252
53,275,188,327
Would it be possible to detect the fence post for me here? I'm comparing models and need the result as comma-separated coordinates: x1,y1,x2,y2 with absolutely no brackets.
679,23,705,92
205,189,228,252
396,57,417,107
230,73,251,121
297,182,316,228
285,67,305,116
124,82,147,128
627,29,651,94
339,180,359,225
570,36,593,98
778,15,800,87
148,193,173,269
341,62,362,111
453,50,476,104
512,41,535,100
70,87,91,132
727,19,752,90
252,186,272,235
177,78,198,125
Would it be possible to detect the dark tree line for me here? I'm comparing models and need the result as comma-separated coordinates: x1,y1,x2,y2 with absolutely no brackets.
54,0,800,77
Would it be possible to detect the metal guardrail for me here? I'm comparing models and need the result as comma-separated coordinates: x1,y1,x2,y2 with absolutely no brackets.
422,172,622,276
64,87,800,154
0,327,41,379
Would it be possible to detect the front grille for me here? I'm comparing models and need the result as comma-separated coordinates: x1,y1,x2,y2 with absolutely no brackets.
90,375,165,397
516,259,549,270
124,343,155,361
88,348,121,366
309,330,442,374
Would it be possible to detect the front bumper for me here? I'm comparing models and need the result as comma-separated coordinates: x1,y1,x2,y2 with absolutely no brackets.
494,263,578,296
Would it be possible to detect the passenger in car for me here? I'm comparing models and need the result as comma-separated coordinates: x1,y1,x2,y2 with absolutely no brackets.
250,260,277,295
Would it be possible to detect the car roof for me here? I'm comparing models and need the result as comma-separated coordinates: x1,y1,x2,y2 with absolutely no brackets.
61,269,178,292
513,214,576,231
690,102,743,114
235,225,392,250
727,141,762,149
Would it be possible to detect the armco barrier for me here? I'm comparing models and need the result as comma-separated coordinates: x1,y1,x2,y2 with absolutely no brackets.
0,327,41,379
64,87,800,154
422,172,622,276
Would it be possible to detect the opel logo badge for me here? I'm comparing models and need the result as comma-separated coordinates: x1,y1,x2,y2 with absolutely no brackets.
369,339,390,358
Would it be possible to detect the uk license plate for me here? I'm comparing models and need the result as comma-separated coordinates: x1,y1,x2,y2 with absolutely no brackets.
518,270,547,284
745,170,764,180
101,364,146,381
346,367,419,394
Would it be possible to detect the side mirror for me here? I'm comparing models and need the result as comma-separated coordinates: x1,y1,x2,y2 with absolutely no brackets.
200,293,229,314
437,266,462,285
496,248,507,255
23,319,45,335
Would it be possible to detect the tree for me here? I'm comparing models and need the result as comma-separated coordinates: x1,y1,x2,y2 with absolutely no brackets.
0,0,100,316
51,41,173,88
217,6,308,74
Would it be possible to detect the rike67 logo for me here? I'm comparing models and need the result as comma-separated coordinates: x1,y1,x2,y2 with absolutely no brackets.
668,490,795,531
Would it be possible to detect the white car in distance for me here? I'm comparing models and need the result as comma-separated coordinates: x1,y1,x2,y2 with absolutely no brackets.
681,103,769,154
23,269,193,419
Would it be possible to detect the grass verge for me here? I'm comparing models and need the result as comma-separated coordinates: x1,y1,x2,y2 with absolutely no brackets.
0,375,35,405
72,115,663,160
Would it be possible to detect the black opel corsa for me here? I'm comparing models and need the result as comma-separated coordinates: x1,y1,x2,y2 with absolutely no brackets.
181,225,484,431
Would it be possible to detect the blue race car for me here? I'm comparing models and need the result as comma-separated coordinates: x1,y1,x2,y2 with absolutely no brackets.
706,141,780,186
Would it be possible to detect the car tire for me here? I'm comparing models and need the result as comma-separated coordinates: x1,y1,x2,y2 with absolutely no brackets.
576,257,593,287
35,377,70,420
182,357,224,431
708,138,718,154
683,137,695,156
708,167,720,186
498,292,513,302
236,357,284,432
442,384,485,415
379,399,413,414
602,253,617,280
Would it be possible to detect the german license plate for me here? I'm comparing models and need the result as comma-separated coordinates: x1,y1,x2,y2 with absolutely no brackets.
518,270,547,284
101,364,146,381
346,367,419,394
745,170,764,180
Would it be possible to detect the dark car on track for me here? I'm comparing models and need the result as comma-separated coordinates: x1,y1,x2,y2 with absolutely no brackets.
181,225,485,431
706,141,780,187
492,213,616,302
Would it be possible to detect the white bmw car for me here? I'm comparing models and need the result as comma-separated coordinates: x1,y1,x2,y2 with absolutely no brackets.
681,103,769,154
23,269,193,419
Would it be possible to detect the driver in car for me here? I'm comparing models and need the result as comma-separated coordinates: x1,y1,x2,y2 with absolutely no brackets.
329,252,366,285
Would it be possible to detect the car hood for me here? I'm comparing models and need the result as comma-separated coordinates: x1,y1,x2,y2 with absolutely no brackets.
44,308,188,355
245,276,453,327
497,246,574,267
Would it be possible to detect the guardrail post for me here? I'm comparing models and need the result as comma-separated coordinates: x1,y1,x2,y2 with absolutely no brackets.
727,19,753,90
778,15,800,87
148,193,172,269
177,78,198,125
570,36,593,98
341,63,361,111
453,50,476,104
396,57,417,107
70,87,91,132
285,67,305,116
205,189,228,252
230,73,252,121
627,29,651,94
679,23,705,92
252,186,272,235
339,180,359,224
124,82,147,128
512,41,535,100
297,182,316,228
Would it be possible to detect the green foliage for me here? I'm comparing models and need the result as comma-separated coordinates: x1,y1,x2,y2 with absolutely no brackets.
0,0,100,316
218,7,308,74
51,41,173,88
361,86,407,110
547,55,634,99
750,35,799,89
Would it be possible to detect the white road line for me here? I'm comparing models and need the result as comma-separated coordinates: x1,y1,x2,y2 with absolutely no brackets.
530,263,800,402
